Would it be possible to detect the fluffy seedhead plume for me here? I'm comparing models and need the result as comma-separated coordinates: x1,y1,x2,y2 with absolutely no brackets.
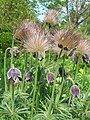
52,30,81,51
52,41,62,55
76,40,90,57
74,40,90,63
24,32,50,56
13,20,46,43
44,9,59,25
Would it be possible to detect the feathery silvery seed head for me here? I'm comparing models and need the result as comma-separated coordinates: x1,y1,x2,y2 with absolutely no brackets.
76,40,90,56
24,32,50,53
52,41,62,55
13,20,45,43
52,30,81,50
69,40,90,63
44,9,59,25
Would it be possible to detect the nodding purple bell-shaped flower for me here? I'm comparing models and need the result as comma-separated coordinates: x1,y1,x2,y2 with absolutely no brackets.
59,66,66,77
74,55,78,64
25,71,32,81
32,52,45,61
70,84,80,98
38,53,44,61
47,72,54,84
82,54,90,64
10,47,20,56
32,52,37,58
7,67,22,82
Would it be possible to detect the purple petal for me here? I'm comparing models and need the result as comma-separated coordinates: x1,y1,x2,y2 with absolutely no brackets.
32,52,37,58
7,68,22,81
68,48,76,57
38,53,43,61
82,54,90,64
26,71,32,81
70,84,80,98
10,47,20,56
47,72,54,84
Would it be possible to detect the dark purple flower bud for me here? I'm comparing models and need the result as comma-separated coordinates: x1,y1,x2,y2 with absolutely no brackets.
32,52,45,61
46,22,51,29
10,47,20,56
64,47,70,51
59,66,66,77
25,71,32,81
38,53,44,61
50,31,55,36
68,48,76,57
70,84,80,98
74,55,78,64
47,72,54,84
58,44,63,48
82,54,90,64
7,68,22,81
32,52,37,58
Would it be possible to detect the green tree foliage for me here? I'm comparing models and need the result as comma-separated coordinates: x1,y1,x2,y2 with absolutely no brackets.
0,0,37,51
38,0,90,32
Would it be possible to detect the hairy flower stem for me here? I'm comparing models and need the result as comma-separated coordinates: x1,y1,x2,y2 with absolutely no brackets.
82,104,89,120
74,60,79,83
30,53,32,69
10,38,14,112
11,39,14,67
10,80,14,113
59,49,63,58
25,52,28,71
55,54,66,104
22,52,28,90
48,50,51,63
31,53,38,118
4,47,10,92
36,86,40,112
47,58,60,116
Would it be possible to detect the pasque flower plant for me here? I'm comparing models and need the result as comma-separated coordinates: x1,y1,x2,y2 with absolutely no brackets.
2,7,90,120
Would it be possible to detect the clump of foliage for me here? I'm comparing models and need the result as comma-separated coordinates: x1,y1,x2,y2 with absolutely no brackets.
0,1,90,120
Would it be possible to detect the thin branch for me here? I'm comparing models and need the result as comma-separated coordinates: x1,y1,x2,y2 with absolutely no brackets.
76,14,90,26
74,0,79,25
66,0,71,29
79,4,90,16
